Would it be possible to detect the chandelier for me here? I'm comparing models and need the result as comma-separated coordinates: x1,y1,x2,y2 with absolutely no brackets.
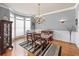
34,3,45,24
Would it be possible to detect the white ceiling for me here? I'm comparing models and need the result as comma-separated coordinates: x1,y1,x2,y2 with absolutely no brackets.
5,3,76,16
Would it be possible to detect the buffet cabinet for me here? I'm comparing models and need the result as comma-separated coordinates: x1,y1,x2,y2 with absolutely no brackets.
0,20,13,54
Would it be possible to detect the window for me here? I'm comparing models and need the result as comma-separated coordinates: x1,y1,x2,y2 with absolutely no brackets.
10,12,32,38
25,18,31,31
16,16,24,36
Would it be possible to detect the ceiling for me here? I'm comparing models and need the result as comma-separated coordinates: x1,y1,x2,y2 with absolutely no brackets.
5,3,76,16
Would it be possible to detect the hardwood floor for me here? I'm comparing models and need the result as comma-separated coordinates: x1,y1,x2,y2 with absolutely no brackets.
51,40,79,56
1,39,28,56
1,39,79,56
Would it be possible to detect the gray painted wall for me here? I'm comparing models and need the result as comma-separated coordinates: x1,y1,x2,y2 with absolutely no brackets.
75,4,79,48
75,4,79,19
31,17,35,31
0,7,10,20
36,9,76,31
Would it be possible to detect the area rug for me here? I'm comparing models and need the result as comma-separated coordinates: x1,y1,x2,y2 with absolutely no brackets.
19,41,61,56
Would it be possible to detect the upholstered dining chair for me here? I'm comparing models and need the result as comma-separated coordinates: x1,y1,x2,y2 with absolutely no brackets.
33,33,48,50
41,30,53,41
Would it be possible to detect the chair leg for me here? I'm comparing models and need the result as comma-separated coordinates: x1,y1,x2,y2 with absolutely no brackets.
27,36,29,47
34,42,36,50
32,41,34,48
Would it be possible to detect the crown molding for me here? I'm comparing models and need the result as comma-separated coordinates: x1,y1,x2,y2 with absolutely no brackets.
0,3,9,9
40,3,79,17
74,3,79,8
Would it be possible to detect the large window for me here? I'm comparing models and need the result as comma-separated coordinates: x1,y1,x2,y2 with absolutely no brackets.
16,16,24,36
10,12,31,38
